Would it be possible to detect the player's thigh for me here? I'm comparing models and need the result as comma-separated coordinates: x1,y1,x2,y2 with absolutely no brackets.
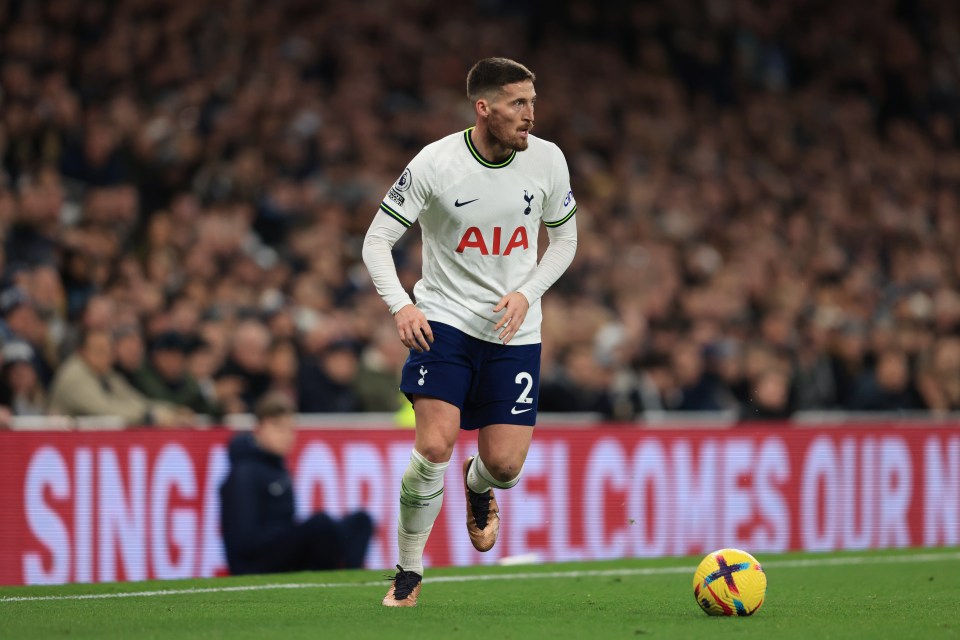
399,321,474,409
400,322,475,462
412,395,461,463
477,423,534,481
463,342,541,430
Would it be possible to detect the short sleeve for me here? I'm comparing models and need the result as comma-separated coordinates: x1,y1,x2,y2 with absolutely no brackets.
541,146,577,228
378,149,434,228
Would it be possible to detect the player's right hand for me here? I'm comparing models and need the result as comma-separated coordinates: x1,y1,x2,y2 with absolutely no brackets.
394,304,433,352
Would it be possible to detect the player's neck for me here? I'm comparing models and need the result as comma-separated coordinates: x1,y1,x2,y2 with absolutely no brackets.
470,126,513,164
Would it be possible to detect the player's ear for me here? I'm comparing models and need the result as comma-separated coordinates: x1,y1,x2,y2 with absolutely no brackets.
474,97,490,118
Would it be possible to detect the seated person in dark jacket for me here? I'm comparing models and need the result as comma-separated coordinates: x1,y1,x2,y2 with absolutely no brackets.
219,392,374,574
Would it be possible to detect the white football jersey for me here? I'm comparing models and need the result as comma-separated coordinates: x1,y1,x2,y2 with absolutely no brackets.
378,127,577,345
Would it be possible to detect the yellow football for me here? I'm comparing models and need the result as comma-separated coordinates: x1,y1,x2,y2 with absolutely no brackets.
692,548,767,616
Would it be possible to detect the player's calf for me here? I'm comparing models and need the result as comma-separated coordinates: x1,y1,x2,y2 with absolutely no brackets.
463,456,522,552
463,457,499,551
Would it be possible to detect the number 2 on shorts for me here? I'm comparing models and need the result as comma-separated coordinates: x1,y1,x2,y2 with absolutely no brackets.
515,371,533,405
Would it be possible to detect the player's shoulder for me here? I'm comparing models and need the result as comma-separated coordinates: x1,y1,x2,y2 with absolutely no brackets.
402,131,464,187
527,133,558,150
526,134,565,161
403,131,463,180
416,130,468,160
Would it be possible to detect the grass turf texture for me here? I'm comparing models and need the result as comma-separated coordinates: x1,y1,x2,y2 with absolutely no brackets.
2,548,958,640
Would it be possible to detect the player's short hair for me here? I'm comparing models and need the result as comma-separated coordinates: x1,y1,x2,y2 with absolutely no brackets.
254,392,295,423
466,57,536,101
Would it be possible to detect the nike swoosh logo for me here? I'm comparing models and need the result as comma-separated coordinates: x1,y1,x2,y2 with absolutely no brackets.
511,407,533,415
454,198,479,207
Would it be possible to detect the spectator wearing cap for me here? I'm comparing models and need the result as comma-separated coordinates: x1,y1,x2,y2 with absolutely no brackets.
0,341,47,416
48,328,190,426
219,393,374,574
130,331,219,416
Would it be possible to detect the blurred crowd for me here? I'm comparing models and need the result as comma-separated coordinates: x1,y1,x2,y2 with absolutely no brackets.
1,0,959,427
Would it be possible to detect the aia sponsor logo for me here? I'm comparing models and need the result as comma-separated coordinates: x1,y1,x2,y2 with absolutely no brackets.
456,226,529,255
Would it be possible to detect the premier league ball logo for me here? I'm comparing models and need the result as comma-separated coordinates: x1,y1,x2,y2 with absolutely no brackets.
394,168,412,192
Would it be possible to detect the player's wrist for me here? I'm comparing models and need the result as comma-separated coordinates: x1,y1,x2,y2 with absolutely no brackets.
389,299,415,315
514,289,533,306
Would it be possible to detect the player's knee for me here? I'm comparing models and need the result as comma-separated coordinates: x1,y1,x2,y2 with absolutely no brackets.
415,438,455,463
484,458,523,487
403,448,448,486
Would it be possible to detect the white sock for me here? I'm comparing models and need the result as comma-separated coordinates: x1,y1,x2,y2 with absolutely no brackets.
466,454,522,494
397,449,448,575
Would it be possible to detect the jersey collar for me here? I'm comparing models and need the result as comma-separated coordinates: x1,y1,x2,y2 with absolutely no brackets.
463,127,516,169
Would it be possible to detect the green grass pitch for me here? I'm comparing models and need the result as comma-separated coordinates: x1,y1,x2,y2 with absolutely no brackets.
2,548,958,640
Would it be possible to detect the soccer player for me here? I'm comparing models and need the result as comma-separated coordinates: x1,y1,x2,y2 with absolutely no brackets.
362,57,578,607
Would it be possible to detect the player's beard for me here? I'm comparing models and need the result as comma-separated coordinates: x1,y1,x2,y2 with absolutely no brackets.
512,130,530,151
489,116,530,152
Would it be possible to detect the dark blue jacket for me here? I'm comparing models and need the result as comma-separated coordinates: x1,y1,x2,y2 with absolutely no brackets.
219,433,296,564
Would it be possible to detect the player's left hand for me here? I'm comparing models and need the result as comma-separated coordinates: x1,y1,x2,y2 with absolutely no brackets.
493,292,529,345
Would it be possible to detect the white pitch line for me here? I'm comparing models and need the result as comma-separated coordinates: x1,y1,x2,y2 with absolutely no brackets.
0,582,361,603
2,551,959,604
